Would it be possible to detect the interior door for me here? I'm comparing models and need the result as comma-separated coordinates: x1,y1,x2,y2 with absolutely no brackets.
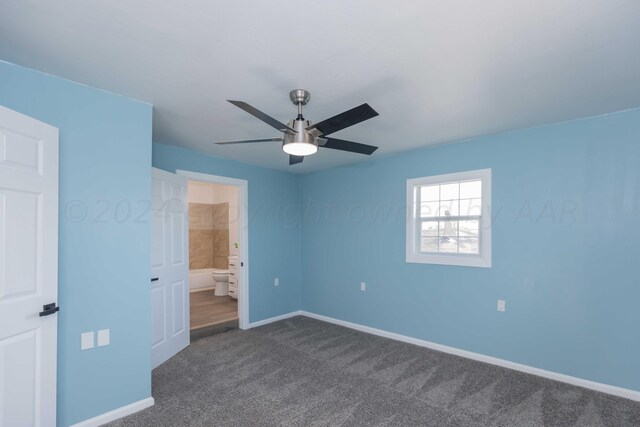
0,105,59,427
151,167,189,368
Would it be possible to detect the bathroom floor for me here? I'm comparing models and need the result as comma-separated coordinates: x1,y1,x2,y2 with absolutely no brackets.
190,290,238,330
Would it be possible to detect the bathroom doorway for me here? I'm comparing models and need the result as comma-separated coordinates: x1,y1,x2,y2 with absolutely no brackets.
177,170,249,333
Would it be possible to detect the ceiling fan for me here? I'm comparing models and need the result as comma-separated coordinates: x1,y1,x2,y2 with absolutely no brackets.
215,89,379,165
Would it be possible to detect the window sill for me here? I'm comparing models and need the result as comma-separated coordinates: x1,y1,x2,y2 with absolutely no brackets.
406,253,492,268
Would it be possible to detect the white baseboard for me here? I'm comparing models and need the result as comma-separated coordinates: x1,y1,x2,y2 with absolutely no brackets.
70,397,154,427
189,287,215,293
246,310,302,329
299,311,640,402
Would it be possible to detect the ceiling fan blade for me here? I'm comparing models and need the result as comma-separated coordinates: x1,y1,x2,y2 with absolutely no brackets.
215,137,282,145
228,100,295,133
289,155,304,165
319,137,378,155
308,103,378,136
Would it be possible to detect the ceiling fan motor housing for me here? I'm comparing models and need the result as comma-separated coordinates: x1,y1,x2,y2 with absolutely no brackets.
283,118,318,153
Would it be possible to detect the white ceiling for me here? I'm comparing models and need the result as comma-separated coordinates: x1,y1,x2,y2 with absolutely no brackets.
1,1,640,173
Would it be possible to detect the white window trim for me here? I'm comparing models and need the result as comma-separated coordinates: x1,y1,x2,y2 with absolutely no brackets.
406,168,492,268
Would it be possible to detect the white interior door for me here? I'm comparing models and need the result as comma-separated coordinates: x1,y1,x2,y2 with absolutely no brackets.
0,105,58,427
151,167,189,368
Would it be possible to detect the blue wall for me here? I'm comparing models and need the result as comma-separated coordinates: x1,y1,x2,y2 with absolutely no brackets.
0,61,153,426
152,143,302,322
301,108,640,392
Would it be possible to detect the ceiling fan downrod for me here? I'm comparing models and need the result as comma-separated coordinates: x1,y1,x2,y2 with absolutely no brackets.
290,89,310,120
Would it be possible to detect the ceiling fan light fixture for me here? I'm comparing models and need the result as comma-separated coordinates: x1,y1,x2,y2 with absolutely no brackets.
282,141,318,156
282,116,318,156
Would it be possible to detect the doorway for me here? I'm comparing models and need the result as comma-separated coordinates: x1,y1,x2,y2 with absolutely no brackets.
187,179,238,332
177,170,249,332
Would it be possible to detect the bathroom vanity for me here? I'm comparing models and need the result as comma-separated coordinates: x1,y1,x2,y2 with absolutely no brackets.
228,256,239,299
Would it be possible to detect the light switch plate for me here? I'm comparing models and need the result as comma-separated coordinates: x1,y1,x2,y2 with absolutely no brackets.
497,299,506,312
360,282,366,291
81,332,94,350
97,329,110,347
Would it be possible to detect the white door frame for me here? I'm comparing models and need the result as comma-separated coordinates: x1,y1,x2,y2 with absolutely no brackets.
176,170,250,330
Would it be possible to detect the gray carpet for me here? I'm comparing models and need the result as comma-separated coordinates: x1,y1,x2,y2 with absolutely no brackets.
108,316,640,426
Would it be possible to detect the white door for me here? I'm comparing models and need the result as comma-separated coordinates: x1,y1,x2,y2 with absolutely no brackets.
151,167,189,368
0,105,59,427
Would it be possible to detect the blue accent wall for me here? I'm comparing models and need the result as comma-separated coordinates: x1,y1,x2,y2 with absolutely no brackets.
152,143,302,322
0,61,153,426
300,108,640,393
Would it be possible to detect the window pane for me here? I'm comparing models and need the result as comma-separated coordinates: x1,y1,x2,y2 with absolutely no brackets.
420,201,439,218
459,220,479,237
409,171,490,265
460,180,482,199
459,237,479,254
439,237,458,253
439,220,458,237
440,183,459,200
421,221,438,237
420,185,439,202
420,237,438,252
460,198,482,216
438,200,459,217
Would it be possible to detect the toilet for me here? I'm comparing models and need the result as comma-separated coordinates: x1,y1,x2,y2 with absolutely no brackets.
211,268,229,296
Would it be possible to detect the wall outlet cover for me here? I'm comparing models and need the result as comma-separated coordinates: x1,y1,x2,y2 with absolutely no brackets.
97,329,110,347
274,277,279,287
360,282,366,291
81,332,94,350
497,299,506,312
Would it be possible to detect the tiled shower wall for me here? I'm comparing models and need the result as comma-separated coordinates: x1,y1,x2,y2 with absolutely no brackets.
189,202,230,269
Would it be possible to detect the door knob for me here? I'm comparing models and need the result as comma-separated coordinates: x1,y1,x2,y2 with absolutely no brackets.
39,303,59,317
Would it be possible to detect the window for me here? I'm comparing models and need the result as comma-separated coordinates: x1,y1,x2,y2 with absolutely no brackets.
406,169,491,267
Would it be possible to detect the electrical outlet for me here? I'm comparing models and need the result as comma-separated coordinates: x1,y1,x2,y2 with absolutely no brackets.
274,277,279,287
81,332,94,350
360,282,366,291
97,329,110,347
497,299,506,312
